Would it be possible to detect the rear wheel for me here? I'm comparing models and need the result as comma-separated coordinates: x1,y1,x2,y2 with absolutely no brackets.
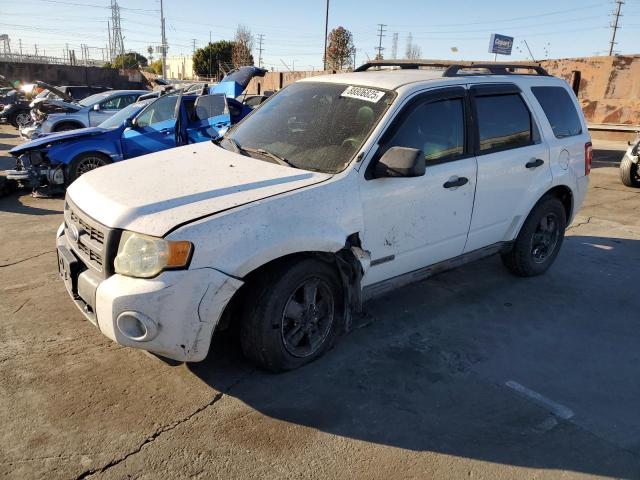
240,258,342,372
68,153,111,183
619,155,640,188
501,196,567,277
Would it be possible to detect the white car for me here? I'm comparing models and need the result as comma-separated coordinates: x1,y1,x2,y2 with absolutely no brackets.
56,62,591,371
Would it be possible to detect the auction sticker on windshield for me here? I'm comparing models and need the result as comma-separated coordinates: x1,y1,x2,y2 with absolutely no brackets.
341,86,386,103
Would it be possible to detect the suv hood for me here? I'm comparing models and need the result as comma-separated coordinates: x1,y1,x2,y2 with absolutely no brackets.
67,141,331,237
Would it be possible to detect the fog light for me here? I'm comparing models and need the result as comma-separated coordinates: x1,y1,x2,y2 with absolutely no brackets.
116,311,158,342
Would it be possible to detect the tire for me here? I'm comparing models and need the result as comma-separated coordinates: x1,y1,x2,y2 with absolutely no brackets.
619,155,640,188
53,122,82,133
501,195,567,277
240,258,343,372
10,110,30,128
68,153,111,183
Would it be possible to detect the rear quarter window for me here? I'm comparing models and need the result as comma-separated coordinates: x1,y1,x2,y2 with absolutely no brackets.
531,86,582,138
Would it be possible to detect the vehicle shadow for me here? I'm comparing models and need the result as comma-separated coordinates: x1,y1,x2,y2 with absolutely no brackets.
189,235,640,479
0,191,63,215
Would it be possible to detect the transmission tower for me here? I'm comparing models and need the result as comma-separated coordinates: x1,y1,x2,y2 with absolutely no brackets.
608,0,624,56
375,24,386,60
109,0,125,60
257,34,265,68
391,32,398,59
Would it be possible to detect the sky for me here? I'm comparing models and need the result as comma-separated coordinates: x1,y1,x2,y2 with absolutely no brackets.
1,0,639,71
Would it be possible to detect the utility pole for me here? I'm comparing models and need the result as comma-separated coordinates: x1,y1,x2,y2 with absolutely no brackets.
19,38,22,58
209,30,212,80
376,24,386,60
391,32,398,59
191,38,196,55
257,33,265,68
608,0,624,56
323,0,329,71
107,21,111,62
160,0,167,78
109,1,125,60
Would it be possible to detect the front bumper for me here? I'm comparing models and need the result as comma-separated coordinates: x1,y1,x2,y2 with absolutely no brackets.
56,226,243,362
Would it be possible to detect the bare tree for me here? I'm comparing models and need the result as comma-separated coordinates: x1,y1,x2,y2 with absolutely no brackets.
405,33,421,60
232,24,254,67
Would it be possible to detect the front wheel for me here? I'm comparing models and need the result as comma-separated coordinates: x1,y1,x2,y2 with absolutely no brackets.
619,155,640,188
501,196,567,277
10,110,31,128
68,153,111,183
240,258,342,372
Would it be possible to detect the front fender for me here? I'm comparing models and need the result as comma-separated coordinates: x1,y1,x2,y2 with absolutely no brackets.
46,135,124,166
168,173,362,278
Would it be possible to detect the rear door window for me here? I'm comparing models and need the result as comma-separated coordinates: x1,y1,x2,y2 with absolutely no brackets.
531,86,582,138
475,94,533,153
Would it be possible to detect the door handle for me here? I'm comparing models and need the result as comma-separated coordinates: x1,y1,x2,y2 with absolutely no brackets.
443,177,469,189
160,128,173,135
526,158,544,169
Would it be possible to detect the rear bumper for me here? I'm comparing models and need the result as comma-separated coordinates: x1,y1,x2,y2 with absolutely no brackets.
571,175,590,223
56,226,243,362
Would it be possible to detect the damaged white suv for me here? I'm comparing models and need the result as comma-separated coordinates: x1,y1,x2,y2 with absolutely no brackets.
57,62,591,371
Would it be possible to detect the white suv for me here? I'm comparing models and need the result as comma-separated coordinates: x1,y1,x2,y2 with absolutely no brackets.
56,62,591,371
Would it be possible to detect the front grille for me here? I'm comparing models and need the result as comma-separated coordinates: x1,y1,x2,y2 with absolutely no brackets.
64,198,117,277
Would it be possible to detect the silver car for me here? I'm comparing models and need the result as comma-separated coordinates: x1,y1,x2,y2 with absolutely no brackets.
27,90,147,138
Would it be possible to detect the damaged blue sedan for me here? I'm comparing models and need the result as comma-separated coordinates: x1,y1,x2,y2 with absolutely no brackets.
6,66,267,196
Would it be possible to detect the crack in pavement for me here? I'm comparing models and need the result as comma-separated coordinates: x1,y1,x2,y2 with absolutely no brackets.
74,369,255,479
0,250,56,268
567,216,593,231
12,298,29,314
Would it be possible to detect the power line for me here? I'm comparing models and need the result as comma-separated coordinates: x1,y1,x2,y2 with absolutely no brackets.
609,0,624,55
376,23,386,59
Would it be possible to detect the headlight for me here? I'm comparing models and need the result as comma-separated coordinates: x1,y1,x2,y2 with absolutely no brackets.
114,232,192,278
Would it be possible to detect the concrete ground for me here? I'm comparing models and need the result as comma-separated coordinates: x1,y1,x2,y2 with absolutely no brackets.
0,123,639,480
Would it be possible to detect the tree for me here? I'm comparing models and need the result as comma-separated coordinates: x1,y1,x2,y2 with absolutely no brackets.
110,52,148,69
232,25,254,68
325,26,356,71
148,59,162,75
193,40,234,78
405,33,421,60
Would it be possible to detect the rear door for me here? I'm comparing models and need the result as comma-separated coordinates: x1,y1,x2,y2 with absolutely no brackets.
464,83,552,253
185,94,231,143
121,94,178,158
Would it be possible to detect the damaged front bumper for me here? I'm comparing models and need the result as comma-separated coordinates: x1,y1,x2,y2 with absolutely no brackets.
56,226,243,362
5,153,64,188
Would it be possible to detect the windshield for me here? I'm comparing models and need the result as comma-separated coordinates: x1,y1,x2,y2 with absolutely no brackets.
79,91,112,106
98,101,147,129
225,82,394,173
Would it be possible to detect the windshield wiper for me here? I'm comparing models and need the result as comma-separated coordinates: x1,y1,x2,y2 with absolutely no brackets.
213,135,241,153
240,146,297,169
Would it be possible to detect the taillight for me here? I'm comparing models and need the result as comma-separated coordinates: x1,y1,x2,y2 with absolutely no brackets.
584,142,593,175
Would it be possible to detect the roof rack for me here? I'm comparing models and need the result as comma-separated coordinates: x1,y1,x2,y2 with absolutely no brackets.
354,60,549,77
443,63,549,76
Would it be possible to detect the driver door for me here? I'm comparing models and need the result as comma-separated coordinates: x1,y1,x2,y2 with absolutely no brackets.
121,95,179,158
89,94,138,126
360,87,478,287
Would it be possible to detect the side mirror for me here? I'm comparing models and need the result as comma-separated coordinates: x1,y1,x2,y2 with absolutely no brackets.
93,104,100,111
123,117,135,129
374,146,425,178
